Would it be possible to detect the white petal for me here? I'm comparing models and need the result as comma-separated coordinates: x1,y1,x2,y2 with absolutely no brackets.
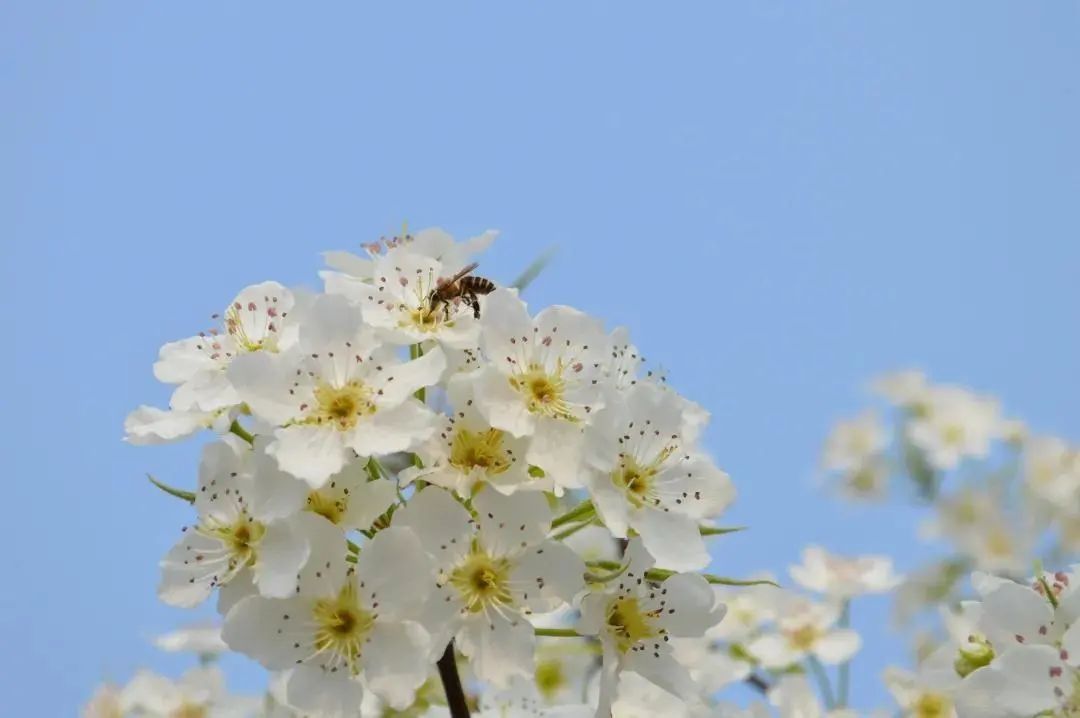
269,425,349,487
300,293,366,352
474,489,551,556
510,540,585,612
341,477,398,532
354,527,434,620
222,595,313,669
656,572,726,636
373,347,447,407
285,665,365,718
480,288,533,375
246,439,309,520
227,351,300,426
392,486,473,566
253,518,310,598
124,405,209,444
346,400,438,457
362,621,431,709
526,417,586,489
216,569,256,616
622,647,694,704
294,512,351,597
813,629,861,665
748,633,801,669
473,365,536,438
158,530,232,608
154,336,220,384
458,611,535,687
632,508,710,572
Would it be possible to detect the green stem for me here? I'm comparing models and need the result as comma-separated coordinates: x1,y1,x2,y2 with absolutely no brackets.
511,247,557,292
147,474,195,503
410,344,426,403
583,560,778,588
837,600,851,707
229,420,255,444
551,519,596,542
550,501,595,529
699,525,746,536
534,627,582,638
807,655,836,709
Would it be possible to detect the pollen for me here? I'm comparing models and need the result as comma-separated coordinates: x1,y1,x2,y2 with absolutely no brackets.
606,596,658,653
509,364,576,421
308,382,377,431
307,490,347,525
449,550,513,614
201,512,266,576
786,624,820,651
449,428,512,476
912,693,952,718
534,658,566,699
311,582,374,675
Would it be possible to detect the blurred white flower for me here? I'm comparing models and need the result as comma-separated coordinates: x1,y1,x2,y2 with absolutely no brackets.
789,546,901,599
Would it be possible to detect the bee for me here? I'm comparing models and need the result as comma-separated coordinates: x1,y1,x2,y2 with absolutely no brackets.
428,262,496,319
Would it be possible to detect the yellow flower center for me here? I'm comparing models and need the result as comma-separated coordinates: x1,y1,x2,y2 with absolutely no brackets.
307,490,346,525
311,582,375,675
942,423,966,446
786,624,820,651
913,693,952,718
449,428,512,476
606,596,658,653
202,513,265,574
308,382,376,431
449,550,513,613
534,658,566,700
170,705,208,718
407,305,443,332
509,364,576,421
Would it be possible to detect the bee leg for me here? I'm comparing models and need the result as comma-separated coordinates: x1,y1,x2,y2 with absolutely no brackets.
466,291,481,319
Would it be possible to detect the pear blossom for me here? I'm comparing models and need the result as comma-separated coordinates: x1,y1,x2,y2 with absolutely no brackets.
1022,435,1080,507
125,282,302,445
120,665,259,718
401,374,538,497
222,526,435,715
883,664,958,718
789,546,901,599
228,293,446,486
577,539,726,717
82,684,123,718
906,386,1002,471
870,369,929,407
322,227,497,305
821,412,887,474
473,288,610,489
747,598,860,669
394,486,586,686
585,382,735,571
157,436,317,609
154,621,228,656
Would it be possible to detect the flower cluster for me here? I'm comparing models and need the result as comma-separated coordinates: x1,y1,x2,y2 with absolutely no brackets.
122,228,742,717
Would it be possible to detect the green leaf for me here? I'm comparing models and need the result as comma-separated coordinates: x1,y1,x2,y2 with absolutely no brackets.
511,247,557,292
147,474,195,503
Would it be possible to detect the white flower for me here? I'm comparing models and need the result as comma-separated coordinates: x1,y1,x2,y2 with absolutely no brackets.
322,227,497,305
121,666,258,718
577,539,726,717
585,382,734,571
477,679,592,718
705,577,782,643
821,412,886,473
125,282,303,445
747,599,860,669
400,374,538,497
789,546,901,599
767,674,824,718
473,288,610,489
222,526,435,715
906,386,1001,471
82,684,122,718
562,524,620,564
883,664,957,718
611,670,693,718
228,293,446,486
157,437,316,609
870,370,929,407
1023,435,1080,507
394,486,586,686
153,621,228,655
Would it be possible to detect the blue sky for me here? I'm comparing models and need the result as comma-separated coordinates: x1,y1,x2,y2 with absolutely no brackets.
3,3,1079,715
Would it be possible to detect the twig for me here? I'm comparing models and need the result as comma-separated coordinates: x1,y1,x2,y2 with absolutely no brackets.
436,641,470,718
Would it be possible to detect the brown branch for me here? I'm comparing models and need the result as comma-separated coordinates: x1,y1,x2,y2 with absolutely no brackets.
436,640,470,718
